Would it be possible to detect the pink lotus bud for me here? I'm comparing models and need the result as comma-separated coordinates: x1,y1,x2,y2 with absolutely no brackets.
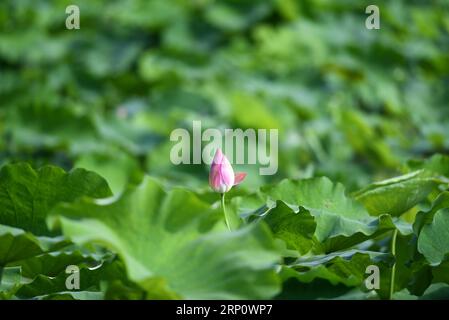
209,149,247,193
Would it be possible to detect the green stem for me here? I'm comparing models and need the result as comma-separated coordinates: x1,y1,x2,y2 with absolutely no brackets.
389,229,398,300
221,193,231,231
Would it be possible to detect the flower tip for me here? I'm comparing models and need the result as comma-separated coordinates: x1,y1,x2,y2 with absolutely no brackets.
234,172,247,185
212,148,223,164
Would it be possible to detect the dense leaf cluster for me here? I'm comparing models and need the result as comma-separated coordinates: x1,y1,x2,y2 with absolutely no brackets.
0,0,448,299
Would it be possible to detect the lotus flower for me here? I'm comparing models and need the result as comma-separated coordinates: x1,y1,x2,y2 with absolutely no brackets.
209,148,247,193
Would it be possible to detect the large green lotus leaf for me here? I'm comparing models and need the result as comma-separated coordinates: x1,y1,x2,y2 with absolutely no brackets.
261,177,369,242
261,201,316,255
431,259,448,282
0,225,45,266
407,262,433,297
276,276,354,300
2,241,158,300
11,250,107,279
418,284,449,300
6,106,99,153
48,177,281,300
14,256,126,300
285,249,392,286
277,249,392,300
354,170,443,216
0,224,69,298
320,215,412,253
414,191,449,235
430,259,449,292
36,291,105,300
0,163,112,235
10,252,145,300
335,108,399,168
0,224,67,266
406,154,449,178
418,198,449,266
0,267,21,299
260,177,412,252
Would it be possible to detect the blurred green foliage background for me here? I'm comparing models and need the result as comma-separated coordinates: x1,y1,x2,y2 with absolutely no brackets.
1,0,448,194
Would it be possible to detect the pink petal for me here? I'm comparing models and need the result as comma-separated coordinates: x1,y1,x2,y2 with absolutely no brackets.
233,172,247,185
209,167,221,191
220,153,235,187
209,148,235,193
212,148,224,165
209,149,223,188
